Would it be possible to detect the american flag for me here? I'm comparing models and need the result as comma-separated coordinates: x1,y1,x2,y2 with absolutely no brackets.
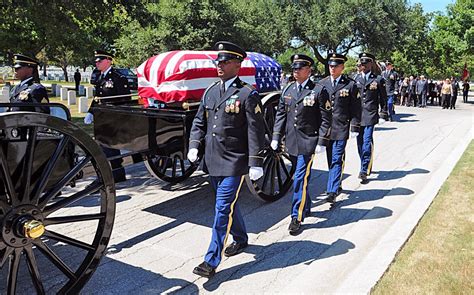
137,50,281,103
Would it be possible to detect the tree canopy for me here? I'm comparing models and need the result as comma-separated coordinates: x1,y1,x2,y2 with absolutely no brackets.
1,0,471,80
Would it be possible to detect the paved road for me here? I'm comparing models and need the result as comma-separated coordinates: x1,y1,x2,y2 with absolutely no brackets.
4,101,472,294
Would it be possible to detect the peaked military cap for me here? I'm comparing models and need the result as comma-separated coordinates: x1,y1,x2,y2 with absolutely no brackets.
94,49,114,62
13,54,39,68
291,54,314,69
215,41,246,62
385,59,393,65
358,52,376,64
327,52,347,66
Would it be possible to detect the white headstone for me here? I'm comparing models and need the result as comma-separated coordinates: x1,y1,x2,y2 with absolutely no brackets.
0,89,9,102
55,85,62,97
85,86,93,98
51,83,57,96
78,85,85,95
60,88,68,101
67,90,76,105
78,96,89,113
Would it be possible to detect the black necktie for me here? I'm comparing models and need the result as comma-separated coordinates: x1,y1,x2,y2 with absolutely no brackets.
220,83,225,96
333,79,337,88
298,84,302,93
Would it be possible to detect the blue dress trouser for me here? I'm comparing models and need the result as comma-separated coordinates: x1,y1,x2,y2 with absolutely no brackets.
326,140,347,193
291,154,314,222
387,95,395,119
357,125,375,175
205,175,247,268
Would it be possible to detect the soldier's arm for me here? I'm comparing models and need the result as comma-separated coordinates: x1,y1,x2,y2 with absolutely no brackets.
246,90,265,168
317,86,331,146
349,83,361,133
379,77,388,110
272,83,292,143
188,98,207,151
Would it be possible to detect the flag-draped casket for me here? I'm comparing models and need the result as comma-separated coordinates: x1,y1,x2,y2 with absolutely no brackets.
137,50,282,103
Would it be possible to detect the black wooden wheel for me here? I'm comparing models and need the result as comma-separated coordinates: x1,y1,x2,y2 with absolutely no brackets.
0,112,115,294
246,92,296,202
144,153,199,184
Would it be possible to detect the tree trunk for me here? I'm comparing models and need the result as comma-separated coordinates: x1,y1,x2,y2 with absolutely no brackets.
62,65,69,82
43,63,47,77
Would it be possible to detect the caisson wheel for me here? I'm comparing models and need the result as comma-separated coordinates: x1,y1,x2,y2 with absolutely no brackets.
246,93,296,202
144,153,199,184
0,112,115,294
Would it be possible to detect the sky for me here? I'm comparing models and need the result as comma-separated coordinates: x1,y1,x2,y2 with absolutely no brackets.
411,0,455,14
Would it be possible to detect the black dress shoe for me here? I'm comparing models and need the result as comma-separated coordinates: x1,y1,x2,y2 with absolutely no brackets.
288,217,301,235
358,172,367,181
193,261,215,278
326,192,337,203
224,241,248,257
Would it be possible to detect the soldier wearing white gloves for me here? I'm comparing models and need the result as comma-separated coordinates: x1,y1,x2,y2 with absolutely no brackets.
187,42,266,278
271,54,331,234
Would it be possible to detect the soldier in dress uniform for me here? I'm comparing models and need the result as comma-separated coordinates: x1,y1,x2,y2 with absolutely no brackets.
320,53,361,203
187,41,265,277
84,49,131,183
270,54,331,234
9,54,49,113
382,60,399,120
355,53,388,183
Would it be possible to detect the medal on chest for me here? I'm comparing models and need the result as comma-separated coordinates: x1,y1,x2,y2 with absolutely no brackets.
339,88,349,97
19,89,31,101
303,91,316,106
225,95,240,113
105,79,114,88
369,81,378,90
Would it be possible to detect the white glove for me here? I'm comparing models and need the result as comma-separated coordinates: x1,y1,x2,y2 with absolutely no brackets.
270,140,279,150
350,132,359,138
84,113,93,124
249,167,264,180
314,145,326,154
187,148,198,162
378,118,386,125
394,91,398,95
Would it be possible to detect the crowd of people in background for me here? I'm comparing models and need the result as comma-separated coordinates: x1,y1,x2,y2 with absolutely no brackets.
280,67,471,112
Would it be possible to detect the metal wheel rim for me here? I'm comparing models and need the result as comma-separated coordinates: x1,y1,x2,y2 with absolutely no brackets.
0,112,115,294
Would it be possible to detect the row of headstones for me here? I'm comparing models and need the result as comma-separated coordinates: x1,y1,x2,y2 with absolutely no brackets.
51,84,94,113
0,85,92,113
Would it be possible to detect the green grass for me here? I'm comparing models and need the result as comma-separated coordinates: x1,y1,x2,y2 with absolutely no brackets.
49,96,94,136
372,141,474,294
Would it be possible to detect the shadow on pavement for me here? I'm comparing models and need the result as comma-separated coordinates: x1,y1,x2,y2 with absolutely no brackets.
371,168,429,181
0,240,198,294
374,126,397,131
199,239,355,291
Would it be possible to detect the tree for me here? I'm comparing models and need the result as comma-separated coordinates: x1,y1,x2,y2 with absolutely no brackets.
285,0,411,75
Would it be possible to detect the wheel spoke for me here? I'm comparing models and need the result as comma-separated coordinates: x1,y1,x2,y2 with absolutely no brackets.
25,245,45,295
179,157,185,175
171,158,177,178
1,247,13,268
269,157,276,195
44,230,96,251
44,213,105,226
7,248,21,295
42,181,101,216
279,156,291,179
21,126,38,203
33,240,77,280
39,155,92,209
275,156,283,191
0,146,17,205
32,135,70,202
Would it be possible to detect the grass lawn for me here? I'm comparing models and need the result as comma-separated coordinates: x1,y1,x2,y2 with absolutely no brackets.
372,140,473,294
49,96,94,136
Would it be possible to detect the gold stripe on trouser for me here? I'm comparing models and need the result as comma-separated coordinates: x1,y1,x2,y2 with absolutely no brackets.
339,151,346,183
297,155,314,221
221,175,246,258
367,140,374,175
